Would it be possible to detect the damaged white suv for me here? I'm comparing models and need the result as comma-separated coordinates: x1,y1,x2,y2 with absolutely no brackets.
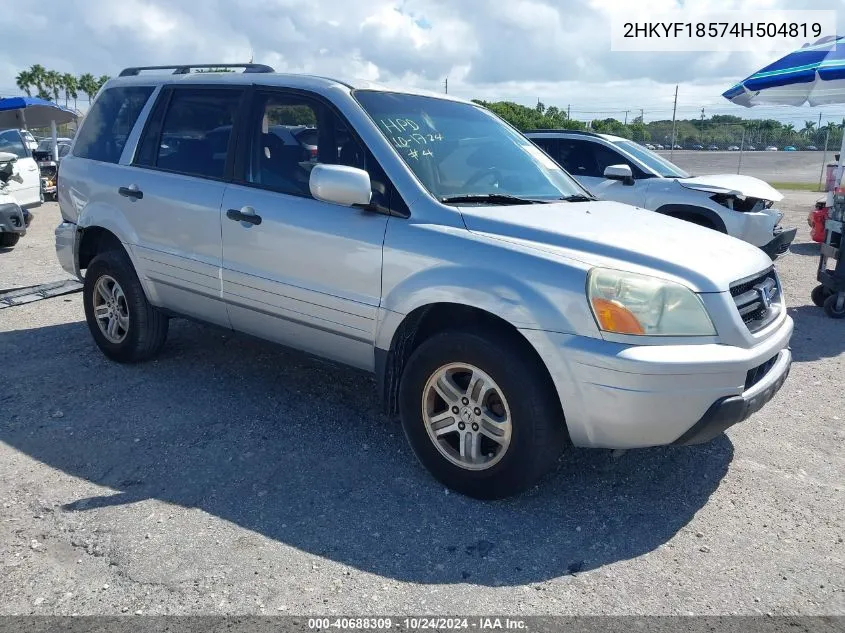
527,130,796,258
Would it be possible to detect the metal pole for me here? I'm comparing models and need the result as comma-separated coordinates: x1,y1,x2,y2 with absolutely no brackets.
819,128,830,192
50,120,58,161
737,127,746,174
669,85,678,161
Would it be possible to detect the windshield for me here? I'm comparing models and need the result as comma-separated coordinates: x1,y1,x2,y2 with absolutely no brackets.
36,139,52,151
354,90,586,202
613,140,689,178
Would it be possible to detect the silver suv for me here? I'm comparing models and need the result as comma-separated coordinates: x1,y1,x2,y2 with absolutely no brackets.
55,64,793,499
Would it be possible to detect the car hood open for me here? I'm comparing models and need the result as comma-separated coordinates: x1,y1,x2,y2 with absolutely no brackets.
458,200,773,293
677,174,784,202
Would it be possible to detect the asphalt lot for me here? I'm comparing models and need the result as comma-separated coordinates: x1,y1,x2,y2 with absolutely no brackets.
657,150,830,184
0,197,843,616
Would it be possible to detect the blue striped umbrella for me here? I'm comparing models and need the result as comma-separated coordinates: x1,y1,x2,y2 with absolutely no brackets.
723,35,845,107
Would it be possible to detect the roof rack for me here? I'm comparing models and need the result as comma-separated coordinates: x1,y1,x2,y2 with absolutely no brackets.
118,63,275,77
523,129,600,136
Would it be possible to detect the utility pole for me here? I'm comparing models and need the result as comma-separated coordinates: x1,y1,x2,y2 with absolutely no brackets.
444,77,448,94
567,104,571,118
624,110,629,125
670,85,679,160
640,108,644,121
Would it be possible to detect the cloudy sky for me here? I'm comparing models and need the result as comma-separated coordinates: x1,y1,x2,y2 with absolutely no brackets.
2,0,844,124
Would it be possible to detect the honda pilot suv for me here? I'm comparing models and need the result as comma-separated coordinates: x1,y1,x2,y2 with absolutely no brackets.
55,64,793,499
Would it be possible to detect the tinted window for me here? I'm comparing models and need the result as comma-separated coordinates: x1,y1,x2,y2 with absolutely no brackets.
245,93,364,197
558,139,643,179
355,91,584,201
0,130,28,158
153,89,243,179
73,86,154,163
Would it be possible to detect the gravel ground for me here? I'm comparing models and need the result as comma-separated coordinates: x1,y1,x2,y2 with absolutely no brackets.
0,198,842,616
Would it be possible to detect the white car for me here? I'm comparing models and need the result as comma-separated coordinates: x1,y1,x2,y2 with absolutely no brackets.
765,146,778,151
526,130,796,258
0,129,42,207
20,129,38,152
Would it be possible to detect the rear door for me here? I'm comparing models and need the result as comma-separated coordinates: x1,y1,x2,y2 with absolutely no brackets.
125,85,246,326
0,129,40,206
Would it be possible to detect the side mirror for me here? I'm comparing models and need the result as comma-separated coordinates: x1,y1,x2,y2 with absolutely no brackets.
604,164,634,185
309,164,372,207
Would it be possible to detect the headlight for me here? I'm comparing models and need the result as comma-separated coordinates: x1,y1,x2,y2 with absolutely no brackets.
587,268,716,336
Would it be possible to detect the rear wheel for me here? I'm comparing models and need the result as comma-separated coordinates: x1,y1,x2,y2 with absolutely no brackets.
823,293,845,319
399,328,567,499
0,232,20,248
83,249,169,362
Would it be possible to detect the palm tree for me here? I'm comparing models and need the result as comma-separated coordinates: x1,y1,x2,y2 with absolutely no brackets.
78,73,97,103
96,75,111,93
28,64,48,99
803,120,816,137
44,70,61,102
61,73,78,108
15,70,32,96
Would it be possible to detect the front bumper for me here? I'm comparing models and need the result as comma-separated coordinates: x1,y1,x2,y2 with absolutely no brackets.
672,348,791,444
0,201,27,236
520,314,793,449
761,226,797,259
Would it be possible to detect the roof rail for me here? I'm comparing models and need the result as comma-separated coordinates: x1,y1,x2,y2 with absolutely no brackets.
118,63,275,77
523,129,600,136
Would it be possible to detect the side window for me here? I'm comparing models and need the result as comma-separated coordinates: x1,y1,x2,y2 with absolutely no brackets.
151,88,243,179
245,93,365,197
73,86,154,163
558,139,601,177
531,138,559,164
0,130,29,159
590,143,640,178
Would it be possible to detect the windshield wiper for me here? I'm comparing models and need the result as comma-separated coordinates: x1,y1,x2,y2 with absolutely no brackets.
558,194,597,202
440,194,545,205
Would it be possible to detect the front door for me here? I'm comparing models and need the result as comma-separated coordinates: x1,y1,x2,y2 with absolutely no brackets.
556,138,648,208
220,89,389,370
0,130,40,206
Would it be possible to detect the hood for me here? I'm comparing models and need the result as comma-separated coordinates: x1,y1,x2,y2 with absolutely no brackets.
458,200,773,293
678,174,783,202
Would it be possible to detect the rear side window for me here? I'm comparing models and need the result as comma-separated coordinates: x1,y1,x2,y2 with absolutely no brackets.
73,86,154,163
150,88,243,180
0,130,29,158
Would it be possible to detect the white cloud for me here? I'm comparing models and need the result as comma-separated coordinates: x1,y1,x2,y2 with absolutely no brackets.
2,0,844,123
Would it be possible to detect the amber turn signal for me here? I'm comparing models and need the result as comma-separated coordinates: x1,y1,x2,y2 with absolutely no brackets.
591,298,645,335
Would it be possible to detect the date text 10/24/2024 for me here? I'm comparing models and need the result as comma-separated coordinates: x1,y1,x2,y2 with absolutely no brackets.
380,118,442,161
307,617,527,630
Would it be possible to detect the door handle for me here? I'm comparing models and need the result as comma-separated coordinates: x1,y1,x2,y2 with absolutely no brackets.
118,185,143,200
226,207,262,226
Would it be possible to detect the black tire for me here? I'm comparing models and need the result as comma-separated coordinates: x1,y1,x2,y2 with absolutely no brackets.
0,232,20,248
399,328,568,499
83,249,169,362
823,293,845,319
811,284,832,307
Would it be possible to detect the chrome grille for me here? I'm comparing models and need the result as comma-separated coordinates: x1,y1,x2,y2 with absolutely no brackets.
730,268,781,333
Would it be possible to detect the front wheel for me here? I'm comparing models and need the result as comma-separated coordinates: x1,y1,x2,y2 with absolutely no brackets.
0,232,20,248
399,328,567,499
83,249,169,362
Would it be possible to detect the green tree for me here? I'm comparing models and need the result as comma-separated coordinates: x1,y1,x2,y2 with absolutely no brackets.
78,73,98,102
61,73,79,108
15,69,32,96
96,75,111,92
44,70,61,101
27,64,48,100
